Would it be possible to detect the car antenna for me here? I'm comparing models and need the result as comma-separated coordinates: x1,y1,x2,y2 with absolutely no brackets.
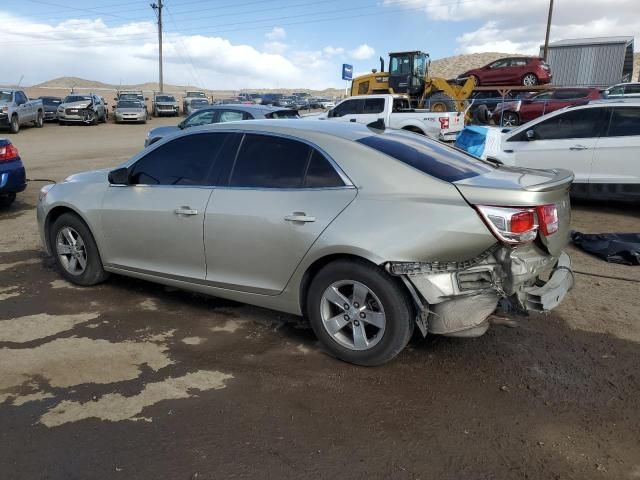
367,118,386,131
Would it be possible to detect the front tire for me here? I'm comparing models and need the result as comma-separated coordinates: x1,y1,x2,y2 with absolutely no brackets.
307,260,414,366
522,73,538,86
50,213,108,286
0,193,16,208
9,115,19,133
35,111,44,128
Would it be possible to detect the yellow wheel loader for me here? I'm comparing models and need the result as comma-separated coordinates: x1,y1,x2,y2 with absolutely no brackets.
351,51,476,113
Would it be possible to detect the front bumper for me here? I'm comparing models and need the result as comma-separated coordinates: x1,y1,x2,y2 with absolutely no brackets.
0,159,27,194
44,111,57,120
388,245,574,337
155,105,179,115
0,113,9,126
115,113,146,122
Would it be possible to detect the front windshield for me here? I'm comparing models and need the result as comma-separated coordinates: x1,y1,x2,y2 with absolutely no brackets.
0,91,13,102
191,99,209,106
64,95,91,103
155,95,175,102
120,93,142,101
41,97,62,106
117,101,142,108
188,92,206,98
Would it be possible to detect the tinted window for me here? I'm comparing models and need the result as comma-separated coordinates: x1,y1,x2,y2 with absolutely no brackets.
230,134,311,188
41,97,61,106
552,90,587,100
218,110,244,122
266,109,299,119
357,131,492,182
363,98,384,114
332,99,363,117
625,84,640,95
185,110,217,127
304,150,344,188
15,92,27,104
131,133,226,186
531,108,605,140
607,107,640,137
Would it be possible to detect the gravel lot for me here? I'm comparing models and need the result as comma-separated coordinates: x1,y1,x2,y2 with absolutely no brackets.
1,119,639,480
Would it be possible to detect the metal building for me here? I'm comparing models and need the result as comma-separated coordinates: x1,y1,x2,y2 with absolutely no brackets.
540,36,634,87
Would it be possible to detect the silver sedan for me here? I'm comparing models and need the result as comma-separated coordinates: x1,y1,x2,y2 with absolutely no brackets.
37,120,574,365
114,100,147,124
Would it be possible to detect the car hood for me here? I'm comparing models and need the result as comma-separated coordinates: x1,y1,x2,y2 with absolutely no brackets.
148,125,181,138
64,168,110,184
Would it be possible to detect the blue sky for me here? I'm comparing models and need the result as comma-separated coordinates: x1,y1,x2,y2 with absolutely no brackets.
1,0,637,89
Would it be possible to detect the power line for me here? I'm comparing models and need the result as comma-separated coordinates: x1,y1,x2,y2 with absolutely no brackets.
163,2,206,88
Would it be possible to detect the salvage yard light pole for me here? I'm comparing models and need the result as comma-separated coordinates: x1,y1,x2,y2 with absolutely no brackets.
151,0,164,92
543,0,554,60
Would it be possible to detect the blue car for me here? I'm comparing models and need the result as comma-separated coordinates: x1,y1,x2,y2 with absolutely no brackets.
0,138,26,207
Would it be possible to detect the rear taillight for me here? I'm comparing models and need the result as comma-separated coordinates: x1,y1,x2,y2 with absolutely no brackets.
0,143,18,162
536,204,558,236
476,204,558,245
438,117,449,129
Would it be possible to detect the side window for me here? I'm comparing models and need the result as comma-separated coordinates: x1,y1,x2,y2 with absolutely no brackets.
489,59,508,69
185,110,217,127
230,134,311,188
510,58,527,67
532,109,605,140
553,90,585,100
332,99,363,117
130,133,226,186
608,86,624,96
607,107,640,137
304,150,345,188
15,92,27,105
363,98,385,114
218,110,244,123
624,84,640,95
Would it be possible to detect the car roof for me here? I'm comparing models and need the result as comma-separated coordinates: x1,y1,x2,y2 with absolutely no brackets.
199,104,296,114
188,118,377,141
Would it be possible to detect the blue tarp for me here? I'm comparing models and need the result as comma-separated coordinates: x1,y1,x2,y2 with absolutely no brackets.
454,125,490,158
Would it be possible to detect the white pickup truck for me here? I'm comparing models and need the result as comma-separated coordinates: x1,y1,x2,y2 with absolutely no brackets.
322,94,464,141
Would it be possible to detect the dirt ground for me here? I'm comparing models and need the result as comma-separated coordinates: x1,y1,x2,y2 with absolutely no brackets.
1,119,639,480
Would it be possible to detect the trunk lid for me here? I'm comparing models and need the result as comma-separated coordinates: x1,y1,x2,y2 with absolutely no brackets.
454,166,573,256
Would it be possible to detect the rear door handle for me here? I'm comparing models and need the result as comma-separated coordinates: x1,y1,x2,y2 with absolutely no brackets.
174,206,198,216
284,213,316,223
570,145,588,150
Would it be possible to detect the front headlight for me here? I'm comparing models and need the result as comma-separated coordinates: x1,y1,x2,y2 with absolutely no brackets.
39,183,55,202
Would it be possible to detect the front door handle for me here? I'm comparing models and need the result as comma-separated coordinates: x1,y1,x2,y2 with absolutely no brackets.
174,206,198,216
349,118,357,122
284,212,316,223
570,145,588,151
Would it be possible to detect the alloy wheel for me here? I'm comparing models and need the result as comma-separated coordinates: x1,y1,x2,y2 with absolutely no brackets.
502,112,519,127
319,280,386,351
522,74,538,86
56,226,88,275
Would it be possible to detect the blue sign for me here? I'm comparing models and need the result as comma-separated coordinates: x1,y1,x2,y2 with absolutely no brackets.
342,64,353,81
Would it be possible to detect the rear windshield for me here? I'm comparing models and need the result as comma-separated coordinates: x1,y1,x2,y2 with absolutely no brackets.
356,131,492,182
266,109,299,119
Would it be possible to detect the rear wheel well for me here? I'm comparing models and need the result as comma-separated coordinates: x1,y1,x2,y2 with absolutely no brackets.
298,254,414,319
402,125,424,135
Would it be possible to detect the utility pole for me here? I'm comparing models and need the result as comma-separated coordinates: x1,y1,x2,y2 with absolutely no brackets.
151,0,163,92
543,0,554,60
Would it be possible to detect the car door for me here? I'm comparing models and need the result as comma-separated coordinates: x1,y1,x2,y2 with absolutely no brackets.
591,106,640,198
15,91,31,124
483,59,510,84
508,58,528,84
100,132,233,279
503,107,607,183
204,133,357,295
329,99,364,123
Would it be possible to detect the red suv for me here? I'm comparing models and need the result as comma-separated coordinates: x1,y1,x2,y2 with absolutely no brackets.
459,57,552,87
491,88,602,126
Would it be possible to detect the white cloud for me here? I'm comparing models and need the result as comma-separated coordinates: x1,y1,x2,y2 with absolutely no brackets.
384,0,640,55
0,12,343,89
265,27,286,41
349,44,375,60
323,46,345,57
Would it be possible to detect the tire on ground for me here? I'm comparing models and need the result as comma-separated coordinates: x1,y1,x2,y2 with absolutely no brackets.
50,212,109,286
307,259,414,366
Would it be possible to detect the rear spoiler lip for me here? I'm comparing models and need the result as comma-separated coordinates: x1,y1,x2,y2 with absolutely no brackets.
522,169,574,192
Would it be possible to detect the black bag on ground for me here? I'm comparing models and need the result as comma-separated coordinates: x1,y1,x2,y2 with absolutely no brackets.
571,232,640,266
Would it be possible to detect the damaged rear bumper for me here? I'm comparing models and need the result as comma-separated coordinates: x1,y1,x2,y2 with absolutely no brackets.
387,246,574,337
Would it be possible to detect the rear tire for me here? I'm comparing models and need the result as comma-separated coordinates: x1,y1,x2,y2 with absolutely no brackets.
307,260,414,366
500,111,520,127
50,213,109,286
9,115,19,133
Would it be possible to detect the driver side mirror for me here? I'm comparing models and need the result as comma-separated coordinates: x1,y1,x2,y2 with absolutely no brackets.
108,167,130,185
526,129,535,141
178,120,186,129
